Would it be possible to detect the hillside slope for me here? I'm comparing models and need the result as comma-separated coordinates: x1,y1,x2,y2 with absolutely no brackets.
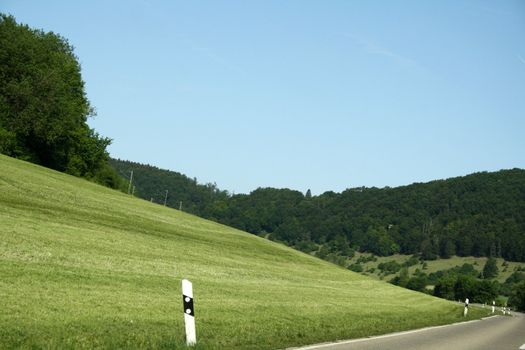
111,158,525,262
0,154,484,349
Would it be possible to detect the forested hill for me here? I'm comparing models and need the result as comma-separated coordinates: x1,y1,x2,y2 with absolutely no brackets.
109,158,230,213
110,158,525,262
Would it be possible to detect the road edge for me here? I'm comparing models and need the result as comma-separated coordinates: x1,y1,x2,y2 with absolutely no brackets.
284,315,503,350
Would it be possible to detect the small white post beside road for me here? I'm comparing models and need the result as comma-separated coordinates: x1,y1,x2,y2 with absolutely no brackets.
182,279,197,346
463,298,469,317
492,300,495,314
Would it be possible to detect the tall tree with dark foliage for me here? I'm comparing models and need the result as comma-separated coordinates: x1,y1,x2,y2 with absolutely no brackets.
0,14,119,187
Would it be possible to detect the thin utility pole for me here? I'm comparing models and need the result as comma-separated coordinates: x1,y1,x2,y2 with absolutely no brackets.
164,190,168,206
127,170,134,194
179,201,182,211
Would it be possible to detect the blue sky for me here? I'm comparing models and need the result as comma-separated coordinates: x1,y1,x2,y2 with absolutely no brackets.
3,0,525,194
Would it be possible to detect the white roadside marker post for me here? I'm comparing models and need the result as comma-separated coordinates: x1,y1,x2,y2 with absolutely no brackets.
463,298,469,317
182,279,196,346
492,300,495,314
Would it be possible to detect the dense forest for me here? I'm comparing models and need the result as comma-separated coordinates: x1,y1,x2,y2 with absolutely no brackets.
0,14,123,189
110,159,525,262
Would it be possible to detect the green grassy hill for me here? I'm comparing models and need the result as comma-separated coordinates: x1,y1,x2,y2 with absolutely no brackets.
0,154,486,349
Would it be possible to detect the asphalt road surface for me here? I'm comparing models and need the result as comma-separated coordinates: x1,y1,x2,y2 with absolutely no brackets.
290,312,525,350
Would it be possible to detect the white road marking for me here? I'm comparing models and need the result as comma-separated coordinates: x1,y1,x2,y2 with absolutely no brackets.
518,343,525,350
481,315,498,320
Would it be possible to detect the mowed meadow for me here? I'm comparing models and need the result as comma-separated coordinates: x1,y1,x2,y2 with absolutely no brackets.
0,154,486,349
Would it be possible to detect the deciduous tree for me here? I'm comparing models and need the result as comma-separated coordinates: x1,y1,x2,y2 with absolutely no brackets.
0,14,112,181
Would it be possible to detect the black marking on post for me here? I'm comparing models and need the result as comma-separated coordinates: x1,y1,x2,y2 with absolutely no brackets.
183,294,194,317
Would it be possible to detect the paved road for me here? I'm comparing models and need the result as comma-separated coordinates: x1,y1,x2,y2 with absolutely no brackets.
290,312,525,350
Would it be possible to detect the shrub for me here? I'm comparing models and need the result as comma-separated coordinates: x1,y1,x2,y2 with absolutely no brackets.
378,260,402,275
349,263,363,272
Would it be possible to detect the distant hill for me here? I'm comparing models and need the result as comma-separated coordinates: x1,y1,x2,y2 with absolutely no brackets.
110,158,525,262
109,158,229,213
1,154,486,349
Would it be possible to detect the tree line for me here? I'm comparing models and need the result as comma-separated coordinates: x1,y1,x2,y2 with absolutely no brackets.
431,261,525,311
110,158,525,263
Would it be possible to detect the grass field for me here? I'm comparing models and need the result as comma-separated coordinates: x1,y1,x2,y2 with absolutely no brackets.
0,154,488,349
352,252,525,284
